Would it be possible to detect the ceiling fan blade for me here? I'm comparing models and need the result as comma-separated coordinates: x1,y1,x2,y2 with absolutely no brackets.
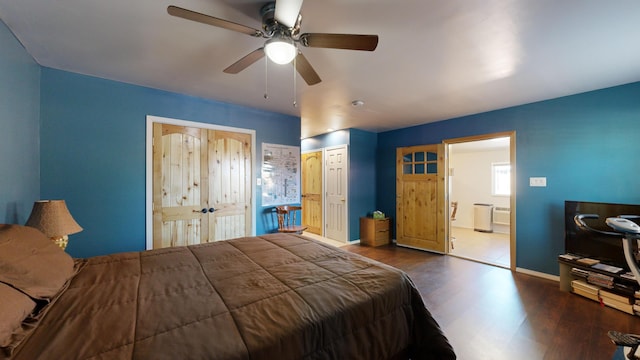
295,52,321,86
223,48,265,74
274,0,304,28
300,33,378,51
167,5,263,37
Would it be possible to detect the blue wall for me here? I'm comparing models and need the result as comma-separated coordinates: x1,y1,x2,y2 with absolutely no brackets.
301,129,377,241
377,82,640,275
39,68,300,258
0,20,40,224
348,129,377,240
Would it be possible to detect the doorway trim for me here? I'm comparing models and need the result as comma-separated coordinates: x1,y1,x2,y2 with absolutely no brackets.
145,115,257,250
443,131,516,271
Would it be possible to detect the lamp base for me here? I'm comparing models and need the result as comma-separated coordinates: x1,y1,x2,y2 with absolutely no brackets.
51,235,69,250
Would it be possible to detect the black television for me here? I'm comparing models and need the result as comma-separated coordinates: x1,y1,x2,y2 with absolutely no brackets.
564,200,640,271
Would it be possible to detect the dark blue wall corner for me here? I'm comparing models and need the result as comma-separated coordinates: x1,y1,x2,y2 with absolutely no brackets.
348,129,378,241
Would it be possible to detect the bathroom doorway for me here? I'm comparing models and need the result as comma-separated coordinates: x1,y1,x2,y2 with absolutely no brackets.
445,133,515,269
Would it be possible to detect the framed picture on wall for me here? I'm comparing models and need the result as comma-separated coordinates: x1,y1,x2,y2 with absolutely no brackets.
261,143,301,206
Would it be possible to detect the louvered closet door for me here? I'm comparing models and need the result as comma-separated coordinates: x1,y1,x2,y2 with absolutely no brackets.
152,123,252,248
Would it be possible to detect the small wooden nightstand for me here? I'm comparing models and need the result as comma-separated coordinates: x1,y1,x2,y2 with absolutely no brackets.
360,217,391,247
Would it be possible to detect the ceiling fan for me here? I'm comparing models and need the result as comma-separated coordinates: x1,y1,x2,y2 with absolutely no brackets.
167,0,378,86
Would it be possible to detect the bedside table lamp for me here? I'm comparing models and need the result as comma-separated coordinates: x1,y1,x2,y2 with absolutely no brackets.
25,200,83,250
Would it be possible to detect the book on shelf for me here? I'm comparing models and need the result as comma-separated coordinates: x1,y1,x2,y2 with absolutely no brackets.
573,288,600,301
571,280,600,301
621,272,637,281
600,289,633,305
571,267,590,278
601,296,635,315
577,257,600,266
591,263,624,274
572,279,600,293
587,272,614,288
559,253,582,261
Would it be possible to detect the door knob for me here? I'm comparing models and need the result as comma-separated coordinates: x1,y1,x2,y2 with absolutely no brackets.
193,208,215,214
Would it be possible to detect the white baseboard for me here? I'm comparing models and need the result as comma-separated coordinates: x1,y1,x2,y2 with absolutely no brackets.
516,267,559,282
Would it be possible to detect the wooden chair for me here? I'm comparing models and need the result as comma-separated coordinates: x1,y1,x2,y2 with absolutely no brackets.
275,205,308,234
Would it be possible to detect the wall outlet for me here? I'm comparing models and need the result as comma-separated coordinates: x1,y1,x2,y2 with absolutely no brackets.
256,178,262,186
529,177,547,187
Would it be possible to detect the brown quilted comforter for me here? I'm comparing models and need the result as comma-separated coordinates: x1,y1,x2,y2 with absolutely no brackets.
12,233,455,359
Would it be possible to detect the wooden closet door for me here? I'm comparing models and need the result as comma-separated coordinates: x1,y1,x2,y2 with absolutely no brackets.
207,130,252,241
301,151,323,235
152,123,251,248
396,144,445,253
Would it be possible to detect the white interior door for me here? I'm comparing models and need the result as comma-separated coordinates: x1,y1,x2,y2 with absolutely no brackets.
325,146,348,242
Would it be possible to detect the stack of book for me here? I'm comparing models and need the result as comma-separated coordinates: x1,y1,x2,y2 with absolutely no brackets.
570,267,589,278
571,280,639,316
587,272,615,288
600,289,634,315
571,280,600,301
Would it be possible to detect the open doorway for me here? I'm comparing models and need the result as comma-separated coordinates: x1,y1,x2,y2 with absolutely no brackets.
445,133,515,270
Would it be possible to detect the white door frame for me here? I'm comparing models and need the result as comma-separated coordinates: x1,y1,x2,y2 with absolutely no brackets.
145,115,256,250
443,131,516,270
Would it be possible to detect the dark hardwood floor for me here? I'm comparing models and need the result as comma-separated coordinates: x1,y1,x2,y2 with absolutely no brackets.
342,244,640,360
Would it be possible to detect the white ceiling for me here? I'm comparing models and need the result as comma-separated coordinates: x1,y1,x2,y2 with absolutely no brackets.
1,0,640,139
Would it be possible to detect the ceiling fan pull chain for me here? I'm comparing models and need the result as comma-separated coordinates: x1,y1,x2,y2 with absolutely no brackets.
293,57,297,108
264,55,269,99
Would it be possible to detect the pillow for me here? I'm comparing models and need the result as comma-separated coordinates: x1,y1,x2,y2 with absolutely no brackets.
0,224,75,300
0,282,36,348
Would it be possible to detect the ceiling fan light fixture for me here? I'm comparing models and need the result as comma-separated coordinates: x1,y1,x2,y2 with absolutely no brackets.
265,36,297,65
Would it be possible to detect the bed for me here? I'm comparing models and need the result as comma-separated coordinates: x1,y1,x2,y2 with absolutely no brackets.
1,224,455,359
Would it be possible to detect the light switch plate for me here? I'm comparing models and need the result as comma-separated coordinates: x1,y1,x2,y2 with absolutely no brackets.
256,178,262,186
529,177,547,187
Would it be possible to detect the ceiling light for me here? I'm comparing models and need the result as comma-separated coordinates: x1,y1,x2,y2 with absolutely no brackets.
264,35,297,65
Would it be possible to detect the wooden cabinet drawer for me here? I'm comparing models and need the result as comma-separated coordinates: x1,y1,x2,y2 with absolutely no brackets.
374,219,389,232
360,217,391,247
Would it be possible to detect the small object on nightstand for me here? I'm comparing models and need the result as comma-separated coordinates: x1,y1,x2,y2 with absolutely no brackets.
360,217,391,247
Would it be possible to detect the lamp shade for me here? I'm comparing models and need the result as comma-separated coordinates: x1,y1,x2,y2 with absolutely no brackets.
264,36,297,65
25,200,82,238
